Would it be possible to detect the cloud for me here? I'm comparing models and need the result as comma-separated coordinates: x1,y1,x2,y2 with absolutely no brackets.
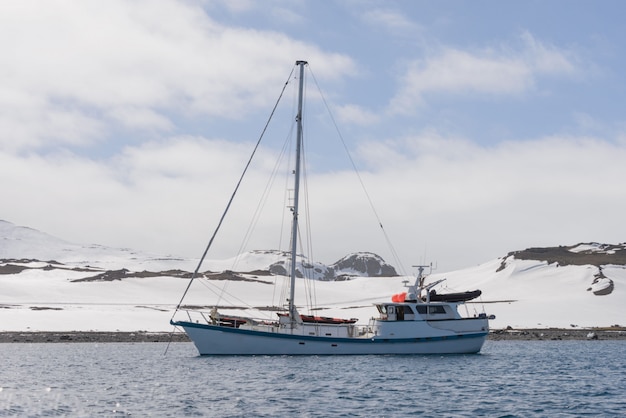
361,8,421,34
270,6,306,25
0,94,105,151
1,135,283,258
336,104,381,126
342,131,626,269
213,0,257,14
107,107,174,132
389,32,578,114
0,0,354,152
3,130,625,273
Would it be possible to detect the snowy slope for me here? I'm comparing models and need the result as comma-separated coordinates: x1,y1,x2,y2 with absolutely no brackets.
0,220,194,271
1,220,624,331
434,257,625,329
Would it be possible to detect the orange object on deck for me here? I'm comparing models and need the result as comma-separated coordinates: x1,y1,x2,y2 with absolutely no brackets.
391,292,407,302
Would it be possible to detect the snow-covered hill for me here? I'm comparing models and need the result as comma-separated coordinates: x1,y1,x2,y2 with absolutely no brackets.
0,219,193,272
1,220,624,331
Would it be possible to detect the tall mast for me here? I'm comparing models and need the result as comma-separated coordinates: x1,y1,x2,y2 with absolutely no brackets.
288,60,307,322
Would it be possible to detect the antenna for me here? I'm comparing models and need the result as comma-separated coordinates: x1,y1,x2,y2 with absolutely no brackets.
412,263,433,288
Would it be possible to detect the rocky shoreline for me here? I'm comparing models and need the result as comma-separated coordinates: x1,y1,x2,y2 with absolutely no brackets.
1,328,625,343
0,331,191,343
488,327,626,341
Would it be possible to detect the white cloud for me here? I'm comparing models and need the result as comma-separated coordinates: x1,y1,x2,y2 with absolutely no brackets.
336,104,381,126
211,0,257,14
0,95,104,151
519,31,577,74
389,32,578,114
1,135,283,259
346,132,626,270
0,0,354,151
361,8,420,34
107,107,174,132
270,6,306,25
3,131,625,273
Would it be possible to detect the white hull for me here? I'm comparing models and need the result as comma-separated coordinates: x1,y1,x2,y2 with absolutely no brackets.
173,320,488,355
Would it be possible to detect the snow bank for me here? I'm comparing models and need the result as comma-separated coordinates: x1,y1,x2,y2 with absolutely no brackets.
1,220,625,331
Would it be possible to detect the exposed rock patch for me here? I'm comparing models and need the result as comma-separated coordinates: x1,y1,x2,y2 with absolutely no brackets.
498,243,626,270
587,267,614,295
331,252,398,278
71,268,194,282
269,251,397,280
0,259,101,275
496,242,625,296
3,251,398,283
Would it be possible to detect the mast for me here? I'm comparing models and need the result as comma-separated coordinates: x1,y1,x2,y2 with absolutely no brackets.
288,60,307,323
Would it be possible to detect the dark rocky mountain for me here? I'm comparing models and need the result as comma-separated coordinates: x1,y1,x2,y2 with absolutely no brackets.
330,252,397,279
268,251,397,281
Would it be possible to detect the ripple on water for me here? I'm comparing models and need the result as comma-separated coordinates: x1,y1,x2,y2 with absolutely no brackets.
0,341,625,416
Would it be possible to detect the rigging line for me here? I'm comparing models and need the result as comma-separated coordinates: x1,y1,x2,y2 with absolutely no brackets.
191,274,277,320
232,121,295,267
296,222,315,313
273,132,296,310
172,65,296,314
308,67,407,276
315,294,400,307
299,106,319,313
273,84,300,311
205,281,271,317
163,326,176,355
300,148,315,312
277,135,296,313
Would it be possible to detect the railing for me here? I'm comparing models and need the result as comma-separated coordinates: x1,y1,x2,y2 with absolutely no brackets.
179,309,277,326
178,309,377,338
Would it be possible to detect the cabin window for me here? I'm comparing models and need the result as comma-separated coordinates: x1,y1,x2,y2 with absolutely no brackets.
396,305,405,321
402,305,415,319
379,305,422,321
394,305,414,320
429,306,446,314
414,305,446,315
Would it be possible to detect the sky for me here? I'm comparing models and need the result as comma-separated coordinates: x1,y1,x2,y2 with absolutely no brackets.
2,0,626,273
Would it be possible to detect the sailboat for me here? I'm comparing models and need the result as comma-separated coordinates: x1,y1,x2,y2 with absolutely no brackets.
170,60,492,355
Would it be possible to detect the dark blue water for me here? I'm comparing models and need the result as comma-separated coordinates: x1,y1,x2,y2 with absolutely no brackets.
1,341,625,417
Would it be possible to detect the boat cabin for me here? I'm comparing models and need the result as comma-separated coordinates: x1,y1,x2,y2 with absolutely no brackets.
375,302,457,321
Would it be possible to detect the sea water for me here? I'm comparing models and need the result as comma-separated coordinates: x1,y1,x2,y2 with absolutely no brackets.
1,341,625,417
